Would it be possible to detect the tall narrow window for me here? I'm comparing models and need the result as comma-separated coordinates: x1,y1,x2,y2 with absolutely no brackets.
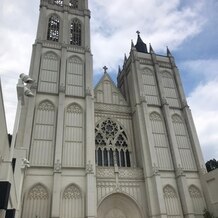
189,185,206,216
163,185,181,217
69,0,78,8
47,15,60,42
22,184,50,218
150,112,173,170
63,104,84,167
70,19,81,46
30,101,55,166
61,185,83,218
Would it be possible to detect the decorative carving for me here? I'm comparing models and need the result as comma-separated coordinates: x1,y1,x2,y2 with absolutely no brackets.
139,59,153,65
140,96,147,103
44,52,58,60
161,71,172,78
86,87,92,96
118,168,144,179
149,112,162,121
86,161,94,174
161,98,168,106
38,101,54,111
54,159,61,172
97,167,115,178
85,46,91,52
172,114,183,123
181,100,189,109
152,164,160,176
142,68,153,75
163,186,177,198
97,181,116,188
28,185,48,200
95,103,131,114
176,164,184,176
63,185,81,199
158,62,171,69
68,56,82,64
21,158,30,169
67,104,82,113
200,166,207,175
59,84,65,92
189,186,202,198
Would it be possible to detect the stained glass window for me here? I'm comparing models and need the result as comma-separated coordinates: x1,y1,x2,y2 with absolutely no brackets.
70,19,81,46
95,118,131,167
47,16,60,42
69,0,78,8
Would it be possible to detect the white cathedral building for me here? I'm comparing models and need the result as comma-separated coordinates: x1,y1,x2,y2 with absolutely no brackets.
1,0,218,218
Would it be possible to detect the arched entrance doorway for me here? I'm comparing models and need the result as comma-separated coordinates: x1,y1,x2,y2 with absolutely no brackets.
98,193,142,218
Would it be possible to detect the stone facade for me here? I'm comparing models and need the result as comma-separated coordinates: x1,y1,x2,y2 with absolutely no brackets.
1,0,216,218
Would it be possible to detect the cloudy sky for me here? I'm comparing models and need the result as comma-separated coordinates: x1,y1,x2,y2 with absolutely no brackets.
0,0,218,161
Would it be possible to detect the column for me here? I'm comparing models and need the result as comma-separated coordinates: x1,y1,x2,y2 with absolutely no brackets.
51,46,67,218
85,90,97,218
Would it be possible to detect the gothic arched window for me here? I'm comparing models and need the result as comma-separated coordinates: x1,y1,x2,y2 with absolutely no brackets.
47,15,60,42
95,118,131,167
63,103,84,167
61,184,83,218
69,0,78,8
22,184,50,218
70,19,81,46
163,185,181,217
30,101,56,167
189,185,206,216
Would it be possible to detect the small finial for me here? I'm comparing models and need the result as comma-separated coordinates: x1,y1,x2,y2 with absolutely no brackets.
136,30,140,35
124,53,127,62
103,66,108,74
118,65,121,73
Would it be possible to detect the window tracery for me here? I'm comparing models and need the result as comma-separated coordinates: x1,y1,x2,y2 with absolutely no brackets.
70,19,81,46
47,15,60,42
95,118,131,167
69,0,78,8
54,0,63,6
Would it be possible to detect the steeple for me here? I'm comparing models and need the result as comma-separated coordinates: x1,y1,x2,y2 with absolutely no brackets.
135,31,148,53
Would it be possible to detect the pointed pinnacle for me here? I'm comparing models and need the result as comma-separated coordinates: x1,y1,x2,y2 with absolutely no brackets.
124,53,127,62
131,40,134,48
167,46,172,57
149,43,154,54
118,65,121,72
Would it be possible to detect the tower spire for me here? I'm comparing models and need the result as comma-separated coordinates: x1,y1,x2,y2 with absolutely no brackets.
134,31,148,53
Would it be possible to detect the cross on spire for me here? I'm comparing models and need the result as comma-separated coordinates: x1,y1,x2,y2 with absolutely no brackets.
103,66,108,74
136,30,140,35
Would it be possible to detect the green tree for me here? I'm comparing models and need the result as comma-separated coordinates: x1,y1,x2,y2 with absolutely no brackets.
205,159,218,172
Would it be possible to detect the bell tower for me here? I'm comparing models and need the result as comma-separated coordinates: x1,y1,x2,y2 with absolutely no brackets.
14,0,96,218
